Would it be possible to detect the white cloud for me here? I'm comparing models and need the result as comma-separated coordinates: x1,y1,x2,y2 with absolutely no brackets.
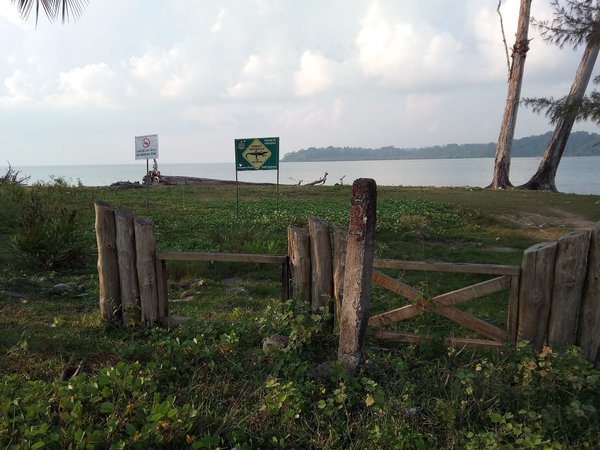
45,63,119,109
355,2,470,87
128,46,197,100
294,50,334,97
211,8,225,33
0,70,33,107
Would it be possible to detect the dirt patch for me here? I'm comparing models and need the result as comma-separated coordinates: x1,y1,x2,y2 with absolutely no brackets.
494,209,594,240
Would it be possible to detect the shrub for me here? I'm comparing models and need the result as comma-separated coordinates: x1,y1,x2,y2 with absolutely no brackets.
11,195,90,270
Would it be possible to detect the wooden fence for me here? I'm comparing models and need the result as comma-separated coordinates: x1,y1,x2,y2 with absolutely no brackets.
95,200,600,365
94,201,290,327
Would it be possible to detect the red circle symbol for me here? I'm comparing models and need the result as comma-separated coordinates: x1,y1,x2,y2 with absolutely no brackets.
142,137,151,148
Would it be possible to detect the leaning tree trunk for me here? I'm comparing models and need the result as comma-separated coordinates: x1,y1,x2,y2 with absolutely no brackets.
490,0,532,189
520,29,600,191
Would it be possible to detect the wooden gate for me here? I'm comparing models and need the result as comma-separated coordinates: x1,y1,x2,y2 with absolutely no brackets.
367,259,521,350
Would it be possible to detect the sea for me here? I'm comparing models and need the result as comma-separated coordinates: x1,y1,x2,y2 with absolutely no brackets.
5,157,600,195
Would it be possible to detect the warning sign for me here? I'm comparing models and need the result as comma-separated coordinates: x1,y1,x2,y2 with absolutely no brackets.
235,137,279,171
135,134,159,160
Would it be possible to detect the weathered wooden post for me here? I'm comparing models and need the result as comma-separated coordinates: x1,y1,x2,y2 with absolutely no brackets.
308,217,333,313
156,257,169,320
338,179,377,374
94,201,122,325
547,230,590,346
135,217,159,327
579,222,600,365
287,226,311,301
517,241,558,352
333,226,348,326
115,210,140,326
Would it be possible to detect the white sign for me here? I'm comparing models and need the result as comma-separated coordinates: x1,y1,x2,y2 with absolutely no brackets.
135,134,159,160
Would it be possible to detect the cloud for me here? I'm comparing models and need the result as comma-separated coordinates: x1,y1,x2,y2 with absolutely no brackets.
356,2,469,88
294,50,334,97
0,70,33,107
44,63,119,109
128,47,197,100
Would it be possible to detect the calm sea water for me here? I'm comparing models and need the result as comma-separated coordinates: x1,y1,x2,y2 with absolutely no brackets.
5,157,600,195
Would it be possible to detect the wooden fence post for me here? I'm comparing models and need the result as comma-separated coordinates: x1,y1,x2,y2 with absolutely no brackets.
579,222,600,365
333,226,348,326
287,226,311,302
517,241,558,352
156,257,169,320
135,217,159,327
115,210,140,326
94,201,122,325
547,231,591,346
338,179,377,373
308,217,333,313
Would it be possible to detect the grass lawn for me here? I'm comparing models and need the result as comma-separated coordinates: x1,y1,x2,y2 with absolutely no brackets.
1,180,599,449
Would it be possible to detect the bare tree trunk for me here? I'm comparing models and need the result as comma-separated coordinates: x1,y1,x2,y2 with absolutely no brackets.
520,28,600,191
490,0,532,189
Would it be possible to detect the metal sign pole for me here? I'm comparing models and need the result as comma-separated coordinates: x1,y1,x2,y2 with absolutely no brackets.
236,168,240,217
146,158,150,209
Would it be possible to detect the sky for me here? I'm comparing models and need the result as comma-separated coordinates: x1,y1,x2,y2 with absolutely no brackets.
1,0,598,166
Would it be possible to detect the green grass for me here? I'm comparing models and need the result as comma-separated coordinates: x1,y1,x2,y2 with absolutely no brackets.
1,181,599,449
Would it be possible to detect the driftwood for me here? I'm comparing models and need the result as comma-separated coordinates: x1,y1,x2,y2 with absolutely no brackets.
305,172,328,186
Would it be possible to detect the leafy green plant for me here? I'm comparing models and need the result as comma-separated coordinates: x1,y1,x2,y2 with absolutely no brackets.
11,195,90,270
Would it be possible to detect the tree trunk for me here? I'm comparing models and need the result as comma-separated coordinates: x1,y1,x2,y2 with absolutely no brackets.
520,29,600,191
490,0,532,189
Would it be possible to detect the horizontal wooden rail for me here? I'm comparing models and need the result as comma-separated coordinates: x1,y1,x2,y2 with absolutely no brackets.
157,251,287,264
373,259,520,276
372,331,508,350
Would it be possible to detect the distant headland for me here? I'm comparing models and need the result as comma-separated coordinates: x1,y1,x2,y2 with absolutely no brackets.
281,131,600,162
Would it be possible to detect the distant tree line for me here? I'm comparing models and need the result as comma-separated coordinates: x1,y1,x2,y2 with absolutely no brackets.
282,131,600,162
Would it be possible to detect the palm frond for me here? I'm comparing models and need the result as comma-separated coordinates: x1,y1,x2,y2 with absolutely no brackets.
11,0,88,24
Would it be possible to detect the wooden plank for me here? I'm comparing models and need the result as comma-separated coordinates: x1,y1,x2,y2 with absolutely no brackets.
308,216,333,313
368,304,424,328
135,217,159,327
287,226,311,301
158,315,189,327
431,275,511,307
579,222,600,365
372,331,423,344
507,274,521,343
373,331,507,350
373,259,520,276
156,251,287,264
94,201,122,325
427,304,508,342
548,231,591,346
372,270,423,301
517,241,558,352
281,258,292,301
332,226,348,324
443,337,508,350
115,210,140,326
155,257,169,319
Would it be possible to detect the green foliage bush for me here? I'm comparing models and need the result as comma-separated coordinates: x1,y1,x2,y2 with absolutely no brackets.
11,195,89,270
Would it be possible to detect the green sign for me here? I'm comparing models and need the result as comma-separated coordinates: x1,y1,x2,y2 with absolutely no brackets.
235,137,279,171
